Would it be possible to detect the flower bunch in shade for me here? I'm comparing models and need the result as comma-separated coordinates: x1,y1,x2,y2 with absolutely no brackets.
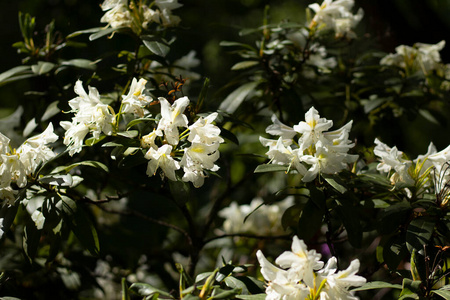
260,107,358,182
308,0,363,39
380,40,447,77
218,196,294,236
373,139,450,200
100,0,182,30
142,97,224,187
0,124,58,205
257,236,366,300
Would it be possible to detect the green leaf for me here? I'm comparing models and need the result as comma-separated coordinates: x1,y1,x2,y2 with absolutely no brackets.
297,199,324,241
335,197,362,248
41,101,60,121
236,294,266,300
0,204,19,239
51,160,109,174
31,61,56,75
0,65,31,83
432,289,450,299
380,234,408,271
321,173,347,194
399,278,421,299
351,281,402,292
129,283,173,298
218,81,260,114
219,127,239,145
254,164,288,173
65,203,100,256
232,276,264,294
39,174,74,187
89,27,119,41
378,201,411,235
117,130,139,138
219,41,256,51
85,135,106,146
23,224,41,262
209,287,241,299
231,61,259,70
67,27,103,38
169,180,192,206
418,109,440,125
406,217,435,254
126,118,155,129
143,40,170,57
61,59,97,70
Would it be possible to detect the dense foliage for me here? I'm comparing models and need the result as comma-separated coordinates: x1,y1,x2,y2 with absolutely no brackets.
1,0,450,299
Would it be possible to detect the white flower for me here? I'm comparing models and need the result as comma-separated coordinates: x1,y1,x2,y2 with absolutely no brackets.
294,107,333,151
275,236,324,288
61,80,115,156
17,123,58,175
60,122,90,156
121,78,152,117
309,0,363,38
156,97,189,145
100,0,132,29
0,132,10,155
257,250,310,300
188,112,223,145
0,187,17,205
145,144,180,181
323,259,366,299
31,210,45,230
381,41,446,76
155,0,183,11
373,138,414,186
141,129,159,149
265,115,297,140
0,153,27,188
180,142,220,187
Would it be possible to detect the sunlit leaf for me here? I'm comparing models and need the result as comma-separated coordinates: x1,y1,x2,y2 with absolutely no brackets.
351,281,402,292
143,40,170,57
254,164,288,173
218,81,260,114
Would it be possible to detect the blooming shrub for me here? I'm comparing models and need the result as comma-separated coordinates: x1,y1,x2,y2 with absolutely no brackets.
0,0,450,299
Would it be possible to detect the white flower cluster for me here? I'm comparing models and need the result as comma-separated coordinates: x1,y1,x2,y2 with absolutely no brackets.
0,124,58,204
61,78,152,156
143,97,224,187
257,236,366,300
380,40,447,76
260,107,358,182
218,196,294,236
309,0,363,38
374,138,450,188
61,80,117,156
100,0,182,29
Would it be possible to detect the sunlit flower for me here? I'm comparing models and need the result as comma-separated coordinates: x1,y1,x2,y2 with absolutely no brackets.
100,0,132,29
145,144,180,181
156,97,189,145
61,80,115,156
188,112,223,145
121,78,152,117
